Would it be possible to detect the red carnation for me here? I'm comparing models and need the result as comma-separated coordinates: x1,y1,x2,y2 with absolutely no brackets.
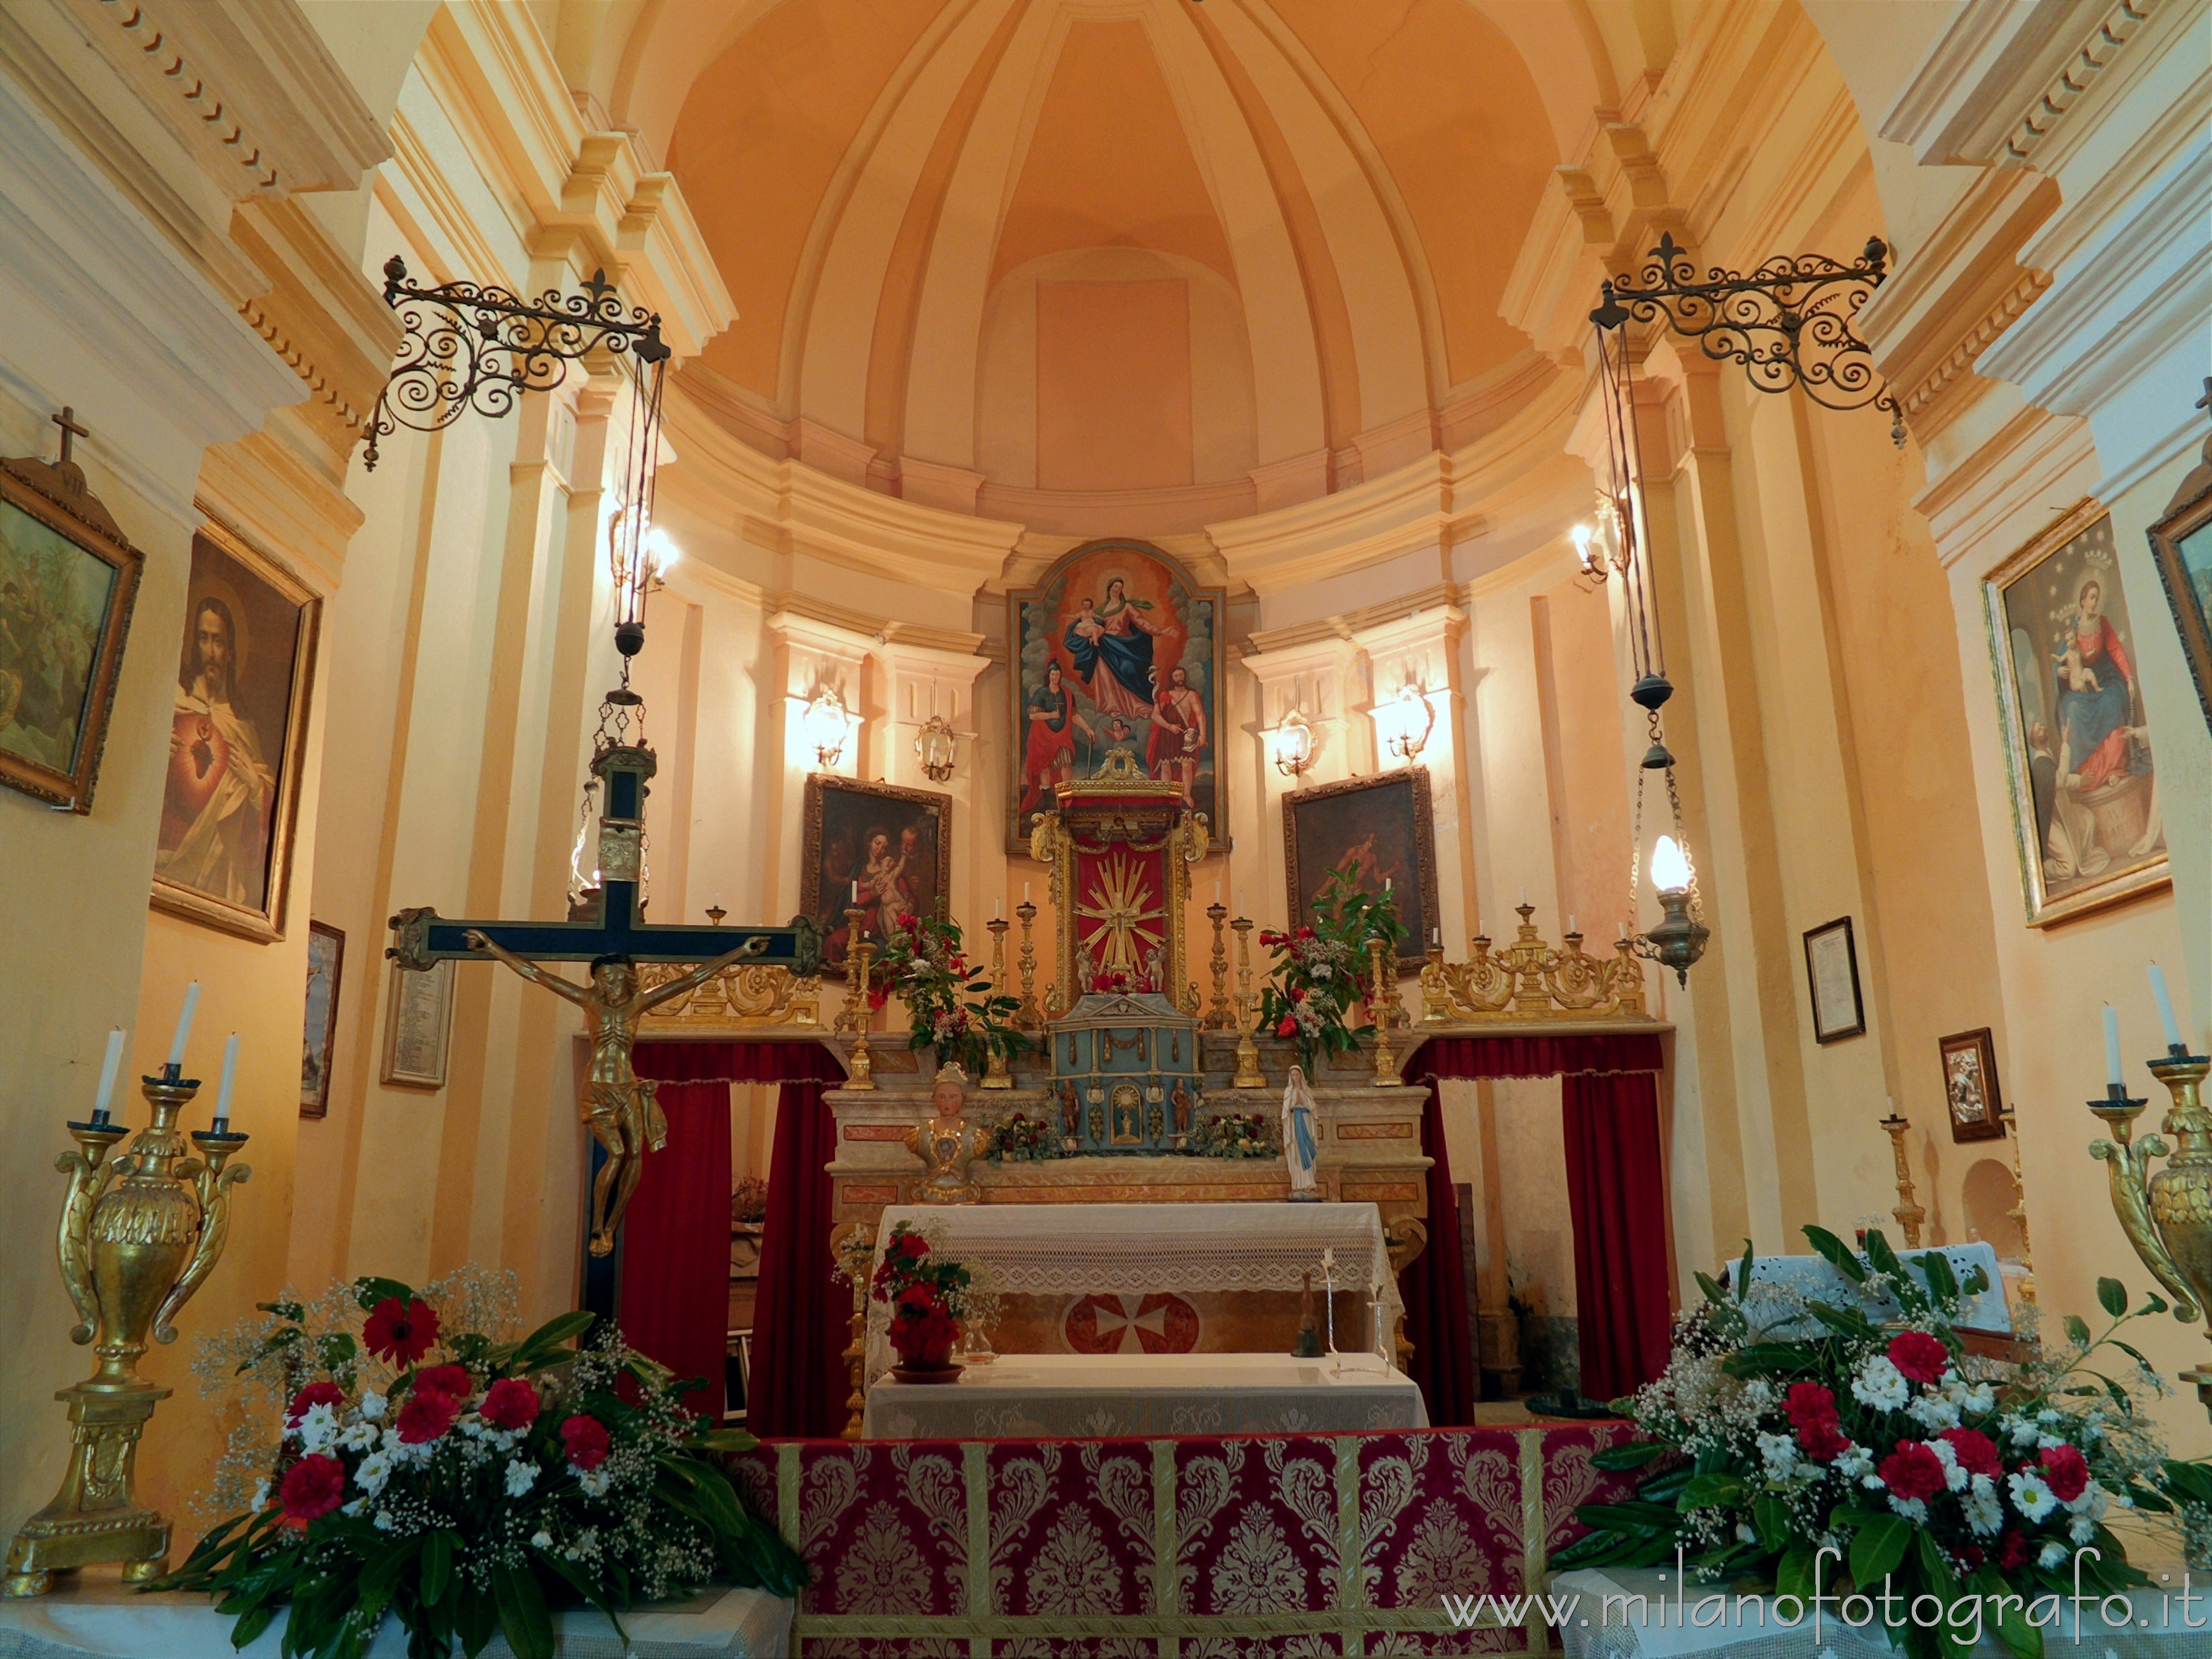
895,1282,944,1318
889,1306,957,1359
1799,1420,1851,1462
1887,1331,1950,1385
2040,1444,2090,1505
1275,1017,1299,1039
1295,926,1316,940
480,1377,541,1431
1942,1428,2003,1480
896,913,916,929
1784,1381,1839,1433
413,1363,472,1401
1877,1439,1948,1505
893,1234,930,1261
561,1414,612,1472
1997,1530,2031,1571
362,1296,440,1366
395,1389,460,1446
278,1453,346,1524
286,1380,346,1423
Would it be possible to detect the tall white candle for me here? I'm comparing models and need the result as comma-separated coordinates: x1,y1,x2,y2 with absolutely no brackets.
1024,881,1032,904
215,1032,240,1117
92,1027,125,1118
166,981,200,1068
1568,915,1577,936
1214,880,1222,906
2104,1004,2124,1087
2151,963,2184,1049
1384,876,1391,892
849,879,858,905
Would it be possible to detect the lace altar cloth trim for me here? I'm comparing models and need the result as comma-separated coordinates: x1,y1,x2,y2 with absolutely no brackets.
733,1423,1643,1655
1555,1568,2205,1657
862,1201,1402,1382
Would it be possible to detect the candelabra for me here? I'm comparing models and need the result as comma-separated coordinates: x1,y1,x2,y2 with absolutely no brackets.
1204,902,1235,1030
2089,1045,2212,1423
1877,1112,1925,1248
983,917,1013,1088
1230,916,1266,1089
4,1067,251,1595
1366,935,1401,1087
1013,900,1045,1031
1999,1103,2036,1305
831,1222,876,1442
839,907,876,1091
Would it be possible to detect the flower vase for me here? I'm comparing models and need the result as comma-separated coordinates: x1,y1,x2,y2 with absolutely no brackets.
890,1350,962,1385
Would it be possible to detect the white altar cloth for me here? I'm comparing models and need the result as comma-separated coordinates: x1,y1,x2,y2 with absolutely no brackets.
861,1350,1428,1438
863,1200,1401,1381
1554,1568,2208,1657
0,1571,792,1659
1720,1242,2011,1337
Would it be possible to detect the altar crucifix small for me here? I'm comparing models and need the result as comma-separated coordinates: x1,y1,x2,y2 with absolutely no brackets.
389,739,822,1254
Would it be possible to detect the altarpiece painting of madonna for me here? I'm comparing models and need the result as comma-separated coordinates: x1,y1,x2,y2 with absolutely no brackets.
1008,540,1226,848
1985,501,2168,926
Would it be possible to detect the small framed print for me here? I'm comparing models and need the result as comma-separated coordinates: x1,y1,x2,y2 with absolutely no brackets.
1939,1027,2005,1144
382,958,454,1089
1802,916,1865,1043
301,919,343,1118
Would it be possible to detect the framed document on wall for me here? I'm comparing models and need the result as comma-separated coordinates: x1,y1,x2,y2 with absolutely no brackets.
1802,916,1865,1043
382,957,453,1088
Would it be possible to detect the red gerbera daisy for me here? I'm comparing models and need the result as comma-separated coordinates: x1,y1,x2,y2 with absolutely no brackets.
362,1296,440,1366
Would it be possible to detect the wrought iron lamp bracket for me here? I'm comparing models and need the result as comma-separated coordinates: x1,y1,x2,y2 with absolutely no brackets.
1592,232,1905,446
362,257,671,471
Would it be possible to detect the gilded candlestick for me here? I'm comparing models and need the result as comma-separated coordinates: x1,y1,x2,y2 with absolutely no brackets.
1878,1112,1924,1247
1230,916,1265,1089
839,907,876,1091
983,916,1013,1088
1013,900,1045,1031
5,1068,251,1597
1999,1103,2036,1304
1204,902,1234,1031
1366,934,1401,1087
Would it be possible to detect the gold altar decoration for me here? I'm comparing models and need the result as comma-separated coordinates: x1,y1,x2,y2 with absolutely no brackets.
2090,1051,2212,1422
2000,1103,2036,1304
831,1221,877,1442
636,961,821,1030
1204,901,1235,1031
835,907,876,1090
1230,915,1266,1089
5,1071,251,1597
1367,935,1401,1087
1418,905,1651,1024
1878,1110,1926,1248
983,918,1013,1088
1011,900,1045,1030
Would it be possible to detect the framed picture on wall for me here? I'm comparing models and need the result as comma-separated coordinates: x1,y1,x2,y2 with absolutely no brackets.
1802,916,1865,1043
1282,768,1438,973
800,774,952,979
301,919,343,1118
1983,499,2168,927
150,518,320,941
0,448,144,813
1939,1027,2005,1144
2146,429,2212,738
1006,539,1228,849
382,958,454,1089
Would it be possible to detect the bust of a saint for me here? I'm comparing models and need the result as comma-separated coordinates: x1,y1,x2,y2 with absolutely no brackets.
904,1064,988,1204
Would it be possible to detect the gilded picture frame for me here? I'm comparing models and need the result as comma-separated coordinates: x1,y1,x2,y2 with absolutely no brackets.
2146,430,2212,738
0,452,144,813
800,773,953,979
150,515,320,942
1008,539,1229,851
301,919,343,1119
1939,1027,2005,1145
1282,767,1439,974
1982,499,2168,927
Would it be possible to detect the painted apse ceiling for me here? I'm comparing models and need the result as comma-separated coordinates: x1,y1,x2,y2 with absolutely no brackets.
616,0,1584,531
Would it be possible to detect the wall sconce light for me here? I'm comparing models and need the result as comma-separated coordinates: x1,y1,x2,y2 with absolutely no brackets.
915,712,957,781
1371,684,1435,764
804,688,854,768
1271,708,1316,776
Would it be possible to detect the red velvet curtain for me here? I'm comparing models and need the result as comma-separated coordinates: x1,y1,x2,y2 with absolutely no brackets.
628,1041,845,1436
1401,1075,1477,1426
1402,1033,1670,1403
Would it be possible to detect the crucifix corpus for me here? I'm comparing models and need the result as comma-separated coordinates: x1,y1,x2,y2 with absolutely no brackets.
389,739,822,1255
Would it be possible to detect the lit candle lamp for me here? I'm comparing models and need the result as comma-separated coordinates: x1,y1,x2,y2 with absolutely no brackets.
212,1032,239,1134
166,980,200,1072
90,1027,124,1126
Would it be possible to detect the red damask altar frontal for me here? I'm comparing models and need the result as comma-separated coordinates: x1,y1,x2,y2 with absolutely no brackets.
731,1422,1637,1656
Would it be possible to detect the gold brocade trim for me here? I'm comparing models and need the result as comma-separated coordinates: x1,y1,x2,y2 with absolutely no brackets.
1333,1436,1362,1616
1340,1181,1422,1203
1519,1427,1550,1652
1336,1123,1415,1140
964,1442,989,1659
841,1124,910,1140
838,1183,899,1205
1151,1439,1177,1635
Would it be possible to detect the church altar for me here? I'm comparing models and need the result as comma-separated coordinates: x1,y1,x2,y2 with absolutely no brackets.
0,1574,791,1658
862,1352,1426,1439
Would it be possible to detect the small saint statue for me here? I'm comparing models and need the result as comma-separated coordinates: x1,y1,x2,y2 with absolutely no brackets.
904,1063,989,1204
1281,1064,1321,1201
1170,1081,1197,1142
464,933,765,1256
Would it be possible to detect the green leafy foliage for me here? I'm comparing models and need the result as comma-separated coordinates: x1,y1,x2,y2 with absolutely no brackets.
1256,858,1404,1072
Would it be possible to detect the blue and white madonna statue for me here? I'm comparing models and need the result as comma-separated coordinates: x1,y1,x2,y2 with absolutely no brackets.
1281,1065,1320,1202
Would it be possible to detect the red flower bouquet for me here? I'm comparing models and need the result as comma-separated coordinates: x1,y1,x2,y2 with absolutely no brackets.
870,1220,982,1373
870,909,1031,1079
1256,858,1402,1072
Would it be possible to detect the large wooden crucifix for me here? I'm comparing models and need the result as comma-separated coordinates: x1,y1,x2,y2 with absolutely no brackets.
389,740,823,1254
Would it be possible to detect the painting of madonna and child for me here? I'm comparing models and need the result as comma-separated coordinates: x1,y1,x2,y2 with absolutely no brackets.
1986,503,2168,926
1009,540,1226,847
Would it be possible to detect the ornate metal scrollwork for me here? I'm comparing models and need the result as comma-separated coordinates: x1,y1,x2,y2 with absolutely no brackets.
1592,232,1903,443
361,257,671,471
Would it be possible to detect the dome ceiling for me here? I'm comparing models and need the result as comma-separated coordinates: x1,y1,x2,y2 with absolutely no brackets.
649,0,1574,522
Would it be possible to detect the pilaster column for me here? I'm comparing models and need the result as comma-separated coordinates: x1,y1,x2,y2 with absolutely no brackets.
866,633,990,924
1348,604,1472,962
760,608,875,922
1237,635,1358,931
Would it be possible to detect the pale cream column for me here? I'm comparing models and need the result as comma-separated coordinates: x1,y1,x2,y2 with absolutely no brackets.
1236,635,1359,931
760,607,875,924
867,633,992,925
1350,603,1472,968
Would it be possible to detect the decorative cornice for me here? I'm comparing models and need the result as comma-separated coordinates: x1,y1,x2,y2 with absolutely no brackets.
233,295,362,430
1900,269,2054,425
1243,584,1464,659
97,0,278,191
2002,0,2154,166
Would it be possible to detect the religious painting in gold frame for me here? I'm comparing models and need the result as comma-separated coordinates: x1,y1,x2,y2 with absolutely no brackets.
1981,499,2168,927
1939,1027,2005,1145
800,774,952,979
2146,425,2212,739
0,450,143,813
150,517,320,942
1281,767,1438,974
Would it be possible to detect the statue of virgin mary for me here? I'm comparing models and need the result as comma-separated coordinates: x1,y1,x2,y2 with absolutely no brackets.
1281,1065,1320,1201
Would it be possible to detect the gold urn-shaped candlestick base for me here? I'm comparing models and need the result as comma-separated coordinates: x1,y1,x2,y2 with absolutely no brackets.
4,1072,251,1597
2089,1052,2212,1423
